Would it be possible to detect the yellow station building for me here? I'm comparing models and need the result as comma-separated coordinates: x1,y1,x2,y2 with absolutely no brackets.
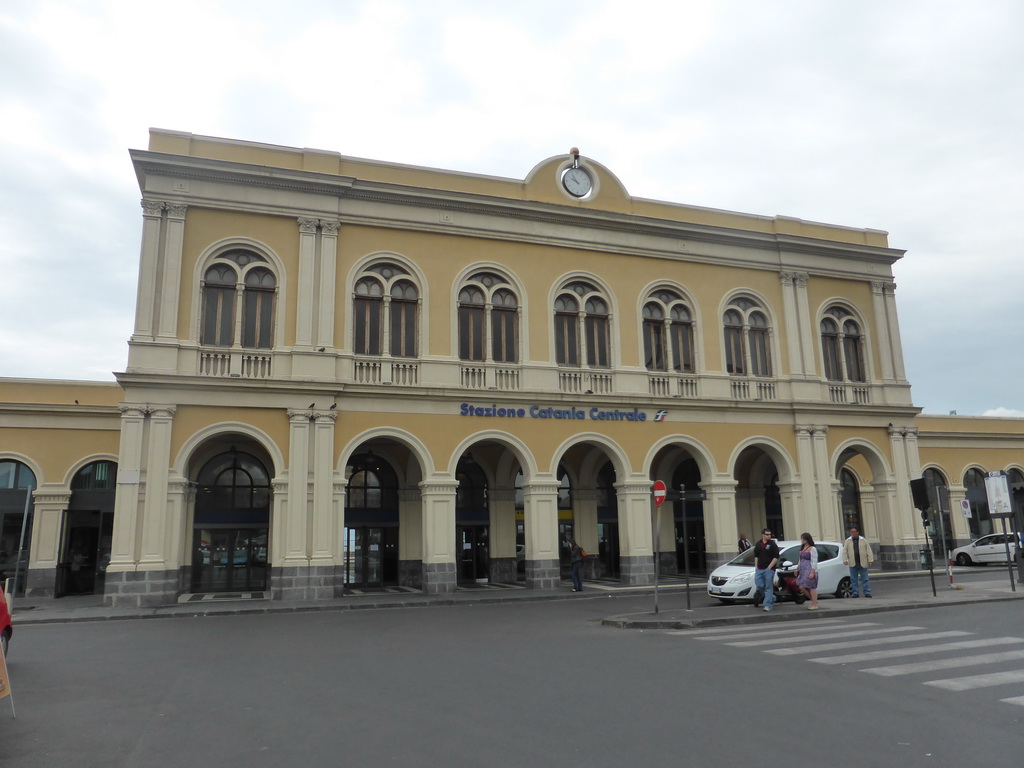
1,130,1022,606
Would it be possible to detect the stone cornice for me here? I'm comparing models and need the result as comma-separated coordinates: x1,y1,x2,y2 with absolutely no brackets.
130,150,905,275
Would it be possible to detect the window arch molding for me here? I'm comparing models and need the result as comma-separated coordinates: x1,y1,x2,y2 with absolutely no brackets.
548,273,619,368
190,238,287,349
718,290,778,378
61,453,119,488
816,300,871,383
637,281,702,374
345,253,428,358
451,263,528,362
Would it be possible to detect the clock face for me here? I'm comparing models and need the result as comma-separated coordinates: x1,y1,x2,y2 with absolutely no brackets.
562,167,592,197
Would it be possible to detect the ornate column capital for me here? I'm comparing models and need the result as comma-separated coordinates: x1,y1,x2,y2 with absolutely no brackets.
287,408,314,422
140,199,164,217
780,271,808,287
320,220,340,235
313,410,338,424
165,203,187,219
118,403,149,418
298,217,319,233
148,405,177,420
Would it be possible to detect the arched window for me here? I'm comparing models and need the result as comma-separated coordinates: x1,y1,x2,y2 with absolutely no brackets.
458,272,519,364
964,468,991,537
820,307,866,382
554,281,610,368
242,268,276,349
201,250,278,349
201,264,237,347
643,288,694,373
722,297,773,377
0,459,37,597
71,460,118,490
840,468,863,534
353,263,419,358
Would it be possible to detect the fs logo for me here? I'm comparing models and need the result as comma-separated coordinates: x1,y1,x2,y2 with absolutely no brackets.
653,410,668,422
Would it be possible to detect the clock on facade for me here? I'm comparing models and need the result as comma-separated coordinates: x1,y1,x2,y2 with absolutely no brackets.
562,166,592,198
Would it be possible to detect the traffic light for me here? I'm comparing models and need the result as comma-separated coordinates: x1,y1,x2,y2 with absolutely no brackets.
921,509,930,526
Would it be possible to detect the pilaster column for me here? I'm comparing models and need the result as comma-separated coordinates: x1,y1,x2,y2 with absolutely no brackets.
946,484,969,542
26,486,71,597
882,283,907,381
166,476,192,576
133,200,163,340
140,405,176,569
522,479,561,588
396,486,423,588
871,281,896,381
318,221,339,349
310,410,338,565
419,478,458,594
701,477,739,570
794,426,818,530
887,425,915,542
283,409,313,566
616,478,655,585
108,404,148,572
295,218,319,348
157,203,187,339
780,272,813,377
810,425,834,536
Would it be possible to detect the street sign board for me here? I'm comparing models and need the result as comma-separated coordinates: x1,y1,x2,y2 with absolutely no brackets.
653,480,667,506
985,472,1014,518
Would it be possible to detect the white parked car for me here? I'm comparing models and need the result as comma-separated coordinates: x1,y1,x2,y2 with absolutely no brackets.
952,532,1022,566
707,540,852,604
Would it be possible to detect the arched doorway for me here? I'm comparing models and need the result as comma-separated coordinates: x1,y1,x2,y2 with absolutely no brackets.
60,460,117,596
672,457,705,574
191,448,271,593
964,468,991,538
0,459,35,596
456,453,489,584
734,448,786,543
344,452,399,589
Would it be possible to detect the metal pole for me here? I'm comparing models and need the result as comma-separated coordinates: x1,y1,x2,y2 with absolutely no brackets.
681,484,691,611
935,490,952,589
652,495,659,615
923,521,937,597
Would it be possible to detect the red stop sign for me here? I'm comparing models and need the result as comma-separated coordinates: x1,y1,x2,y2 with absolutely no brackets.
653,480,667,506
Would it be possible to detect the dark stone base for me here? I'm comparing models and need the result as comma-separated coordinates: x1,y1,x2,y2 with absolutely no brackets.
422,561,457,594
103,569,179,608
620,555,654,585
490,556,517,584
24,567,54,598
657,551,677,575
583,558,601,580
879,544,921,571
525,558,561,589
399,559,422,589
271,564,336,601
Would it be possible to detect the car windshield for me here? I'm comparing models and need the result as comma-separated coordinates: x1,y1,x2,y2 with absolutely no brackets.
727,548,757,566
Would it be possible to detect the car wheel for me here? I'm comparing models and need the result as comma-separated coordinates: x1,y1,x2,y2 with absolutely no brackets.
955,553,972,566
835,577,853,599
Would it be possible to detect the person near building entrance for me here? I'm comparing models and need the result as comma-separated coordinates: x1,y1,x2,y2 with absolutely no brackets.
843,527,874,597
568,537,584,592
753,529,780,612
797,532,819,609
738,533,753,553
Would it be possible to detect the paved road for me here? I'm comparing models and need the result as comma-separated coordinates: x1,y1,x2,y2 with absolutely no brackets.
2,572,1022,767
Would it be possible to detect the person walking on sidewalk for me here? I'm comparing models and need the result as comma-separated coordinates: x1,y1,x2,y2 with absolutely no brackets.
753,529,780,612
843,527,874,597
568,537,584,592
797,532,819,609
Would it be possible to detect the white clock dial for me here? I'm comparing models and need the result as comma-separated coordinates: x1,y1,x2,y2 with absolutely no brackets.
562,167,592,197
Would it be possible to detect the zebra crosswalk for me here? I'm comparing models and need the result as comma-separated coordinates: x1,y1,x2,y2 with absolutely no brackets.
671,619,1024,708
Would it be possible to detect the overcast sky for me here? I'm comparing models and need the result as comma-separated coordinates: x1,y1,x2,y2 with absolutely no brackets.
1,0,1021,416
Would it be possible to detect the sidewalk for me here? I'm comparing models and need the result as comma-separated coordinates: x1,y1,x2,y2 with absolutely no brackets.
9,571,1022,628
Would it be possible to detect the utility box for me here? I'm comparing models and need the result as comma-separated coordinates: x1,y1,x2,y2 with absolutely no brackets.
919,549,933,569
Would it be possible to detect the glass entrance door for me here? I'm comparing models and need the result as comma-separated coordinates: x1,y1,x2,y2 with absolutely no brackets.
191,528,268,592
457,525,489,584
343,527,398,588
598,522,619,578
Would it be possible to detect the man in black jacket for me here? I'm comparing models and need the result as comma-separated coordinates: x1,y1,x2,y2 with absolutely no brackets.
753,529,780,612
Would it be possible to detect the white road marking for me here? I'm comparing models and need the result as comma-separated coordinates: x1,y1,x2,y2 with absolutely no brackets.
925,668,1024,691
767,630,971,656
810,637,1024,665
862,649,1024,676
999,695,1024,707
728,626,923,648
